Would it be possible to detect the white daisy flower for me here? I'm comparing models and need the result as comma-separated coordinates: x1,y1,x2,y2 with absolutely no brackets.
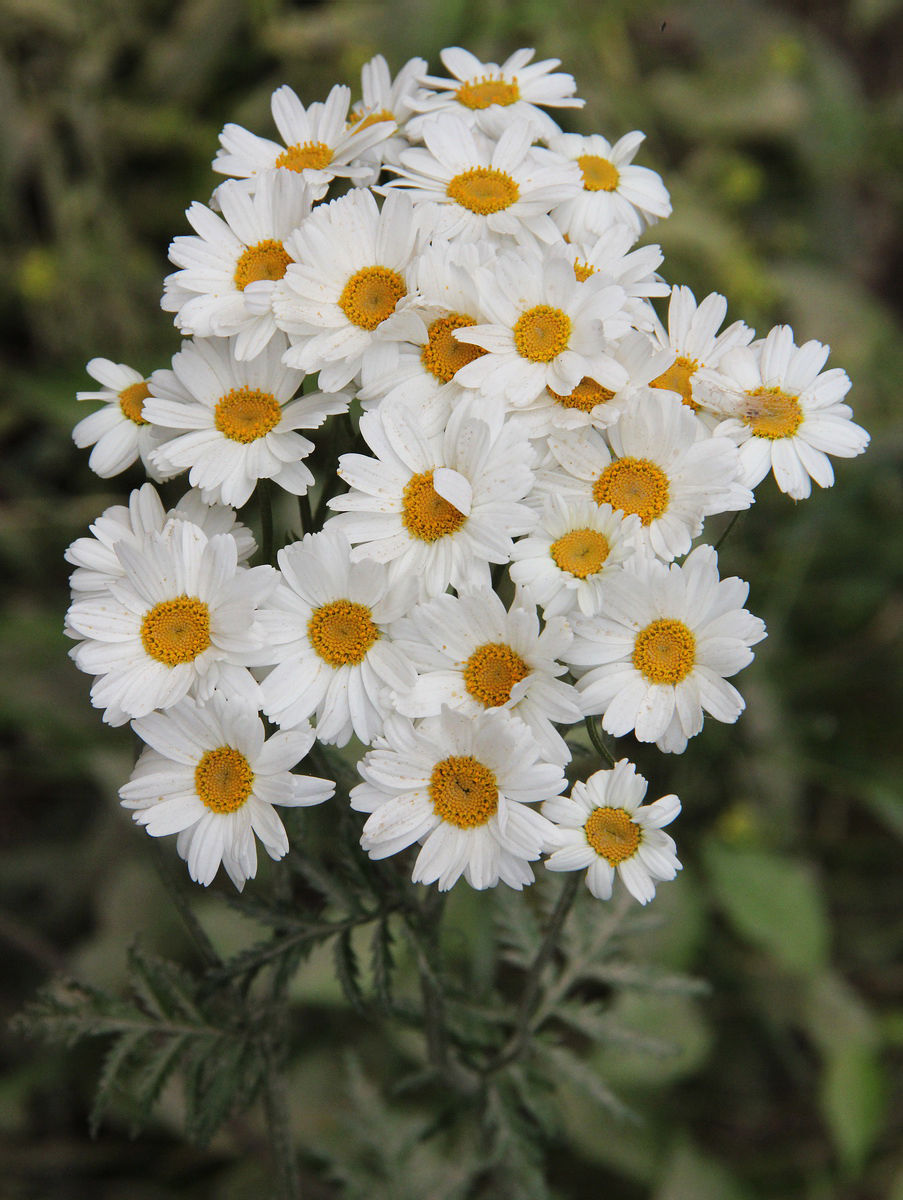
647,285,755,415
272,189,421,392
73,358,173,480
565,222,670,328
700,325,870,500
383,114,581,247
213,83,395,199
350,55,430,174
259,526,417,747
451,241,630,406
407,46,583,141
120,693,334,890
162,171,313,361
355,239,493,435
543,759,681,904
509,495,640,618
565,544,766,754
542,389,752,562
389,587,582,765
327,398,537,597
65,483,255,599
145,334,348,508
352,707,566,891
547,131,672,241
66,519,277,725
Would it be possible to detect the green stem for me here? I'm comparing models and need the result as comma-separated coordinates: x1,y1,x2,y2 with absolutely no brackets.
259,479,275,565
150,840,222,970
585,716,616,768
297,491,313,537
261,1036,301,1200
714,510,742,553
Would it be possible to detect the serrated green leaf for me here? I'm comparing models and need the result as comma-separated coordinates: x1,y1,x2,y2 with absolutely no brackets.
127,945,203,1024
89,1029,147,1137
334,928,364,1010
535,1042,637,1125
370,916,395,1008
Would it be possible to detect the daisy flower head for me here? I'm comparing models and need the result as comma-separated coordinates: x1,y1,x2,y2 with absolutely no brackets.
145,334,349,508
407,47,584,141
509,495,640,618
66,519,277,725
543,759,681,904
350,55,430,174
450,241,630,407
565,222,670,329
272,188,422,392
547,131,672,241
328,396,537,597
389,586,582,765
73,358,174,480
565,544,766,754
121,693,334,890
213,83,395,200
65,483,255,599
699,325,869,500
259,525,418,747
542,389,752,562
383,114,581,248
162,171,313,361
352,707,566,891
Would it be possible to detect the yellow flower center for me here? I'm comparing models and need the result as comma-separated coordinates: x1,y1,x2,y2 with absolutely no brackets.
233,239,292,291
194,746,254,814
741,387,804,439
547,376,614,412
214,387,282,443
577,154,620,192
420,313,486,382
119,381,150,426
430,755,499,829
550,528,611,579
275,141,333,172
584,806,640,864
573,259,596,283
140,596,211,666
463,642,530,708
352,108,395,131
401,470,468,542
650,355,699,411
593,456,670,525
338,266,407,331
446,167,520,215
632,618,696,684
456,76,520,110
307,599,379,667
513,305,572,363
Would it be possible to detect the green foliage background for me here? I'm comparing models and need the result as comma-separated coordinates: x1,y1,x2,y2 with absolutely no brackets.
1,0,902,1195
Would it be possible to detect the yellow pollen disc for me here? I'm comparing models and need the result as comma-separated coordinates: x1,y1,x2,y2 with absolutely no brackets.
513,305,572,363
573,259,596,283
119,381,150,425
420,313,486,382
547,376,614,412
456,76,520,110
430,755,499,829
593,456,670,526
194,746,254,814
584,806,640,865
274,141,333,172
463,642,530,708
401,470,468,542
214,387,282,443
352,108,395,130
632,618,696,685
233,239,292,291
577,154,620,192
741,387,804,439
446,167,520,215
650,355,699,411
140,596,211,666
307,599,379,667
338,266,407,331
550,528,611,578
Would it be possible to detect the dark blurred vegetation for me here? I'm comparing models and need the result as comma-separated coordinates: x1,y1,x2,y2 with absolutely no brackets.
1,0,902,1196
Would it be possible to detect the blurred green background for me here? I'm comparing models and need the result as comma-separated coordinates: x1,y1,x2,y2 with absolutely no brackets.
2,0,902,1196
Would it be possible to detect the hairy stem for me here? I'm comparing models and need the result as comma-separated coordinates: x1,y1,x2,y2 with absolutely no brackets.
261,1036,301,1200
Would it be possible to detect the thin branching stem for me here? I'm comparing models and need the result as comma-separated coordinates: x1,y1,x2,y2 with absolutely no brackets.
150,841,222,970
714,509,742,552
585,716,617,768
261,1035,302,1200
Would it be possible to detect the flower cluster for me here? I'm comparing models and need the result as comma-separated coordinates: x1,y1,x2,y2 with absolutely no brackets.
66,48,869,901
